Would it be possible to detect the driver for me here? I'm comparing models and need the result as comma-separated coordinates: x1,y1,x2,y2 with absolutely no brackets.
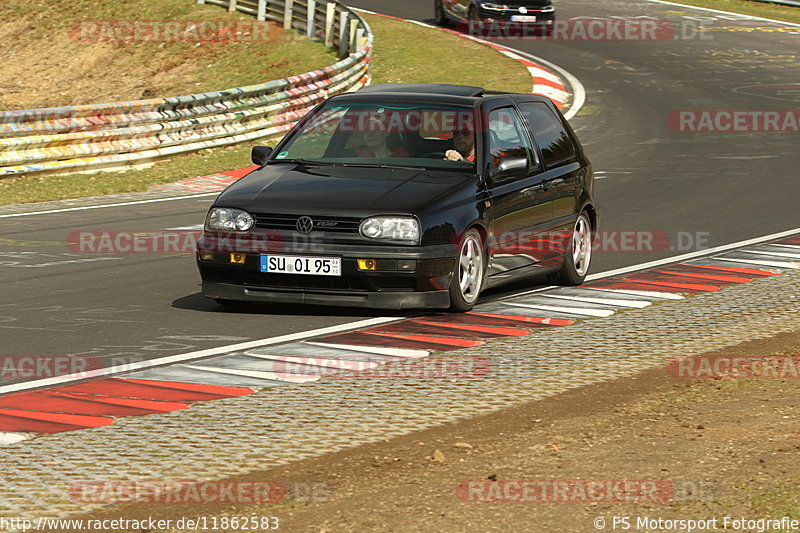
444,124,475,162
356,117,409,158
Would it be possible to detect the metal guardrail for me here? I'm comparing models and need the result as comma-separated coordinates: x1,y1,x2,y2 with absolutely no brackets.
0,0,372,177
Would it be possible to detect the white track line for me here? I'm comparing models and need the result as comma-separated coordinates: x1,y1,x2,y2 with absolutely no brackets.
641,0,800,26
0,317,399,395
0,193,218,219
587,227,800,280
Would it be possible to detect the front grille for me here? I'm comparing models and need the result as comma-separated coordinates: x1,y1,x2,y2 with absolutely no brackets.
253,213,361,233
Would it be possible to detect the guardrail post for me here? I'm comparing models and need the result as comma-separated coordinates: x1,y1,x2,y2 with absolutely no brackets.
228,0,237,12
306,0,316,37
284,0,294,30
324,2,336,48
349,18,359,52
338,11,349,57
257,0,267,21
355,27,365,52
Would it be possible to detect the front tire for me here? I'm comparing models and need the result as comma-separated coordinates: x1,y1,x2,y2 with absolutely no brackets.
548,211,593,286
449,229,485,312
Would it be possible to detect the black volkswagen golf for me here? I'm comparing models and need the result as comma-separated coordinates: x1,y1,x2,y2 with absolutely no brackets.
197,84,595,312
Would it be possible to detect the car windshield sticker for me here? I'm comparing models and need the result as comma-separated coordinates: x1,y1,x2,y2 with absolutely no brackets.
276,151,289,159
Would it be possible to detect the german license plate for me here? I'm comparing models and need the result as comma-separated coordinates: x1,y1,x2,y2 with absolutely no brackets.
511,15,537,22
260,255,341,276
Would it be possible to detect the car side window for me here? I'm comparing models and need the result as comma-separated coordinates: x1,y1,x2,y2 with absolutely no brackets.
487,107,537,173
517,103,576,167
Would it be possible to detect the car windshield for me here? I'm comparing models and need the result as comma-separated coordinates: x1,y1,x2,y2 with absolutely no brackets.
271,100,477,170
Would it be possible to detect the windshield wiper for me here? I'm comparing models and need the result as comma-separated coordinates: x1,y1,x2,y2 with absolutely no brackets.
337,162,426,171
267,158,334,166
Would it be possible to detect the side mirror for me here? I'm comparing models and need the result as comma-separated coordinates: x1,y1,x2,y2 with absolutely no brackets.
497,156,528,174
251,146,273,166
489,156,528,183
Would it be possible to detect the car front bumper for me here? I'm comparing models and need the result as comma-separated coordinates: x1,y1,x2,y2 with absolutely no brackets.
196,234,458,309
202,281,450,309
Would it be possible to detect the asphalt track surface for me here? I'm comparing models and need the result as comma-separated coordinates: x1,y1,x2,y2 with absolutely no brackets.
1,0,798,386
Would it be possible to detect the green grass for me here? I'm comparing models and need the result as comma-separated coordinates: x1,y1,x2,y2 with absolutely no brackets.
0,13,534,206
750,479,800,532
362,14,533,92
0,0,337,106
663,0,800,24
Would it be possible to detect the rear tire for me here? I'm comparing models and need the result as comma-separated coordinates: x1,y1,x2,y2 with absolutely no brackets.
449,229,485,312
547,211,593,286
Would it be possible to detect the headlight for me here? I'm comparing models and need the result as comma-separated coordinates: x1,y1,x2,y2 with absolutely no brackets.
541,5,555,12
482,3,506,10
359,217,419,243
205,207,255,231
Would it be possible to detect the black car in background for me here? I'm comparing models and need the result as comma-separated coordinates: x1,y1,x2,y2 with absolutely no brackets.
434,0,556,28
197,84,595,312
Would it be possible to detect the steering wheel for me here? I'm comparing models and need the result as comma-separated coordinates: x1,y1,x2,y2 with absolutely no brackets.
422,151,445,159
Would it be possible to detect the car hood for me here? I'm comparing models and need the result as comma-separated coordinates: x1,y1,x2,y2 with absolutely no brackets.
214,163,475,215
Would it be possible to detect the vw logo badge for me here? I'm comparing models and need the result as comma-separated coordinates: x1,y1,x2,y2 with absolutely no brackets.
296,216,314,235
519,6,528,13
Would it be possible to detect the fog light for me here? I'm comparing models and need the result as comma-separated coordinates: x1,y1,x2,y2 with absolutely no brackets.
199,251,215,261
357,258,377,271
230,253,246,264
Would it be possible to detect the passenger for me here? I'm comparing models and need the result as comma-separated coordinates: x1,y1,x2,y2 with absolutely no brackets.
444,125,475,162
356,117,409,158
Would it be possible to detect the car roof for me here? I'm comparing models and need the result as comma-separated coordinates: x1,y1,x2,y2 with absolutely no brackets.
331,83,552,106
358,83,485,97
